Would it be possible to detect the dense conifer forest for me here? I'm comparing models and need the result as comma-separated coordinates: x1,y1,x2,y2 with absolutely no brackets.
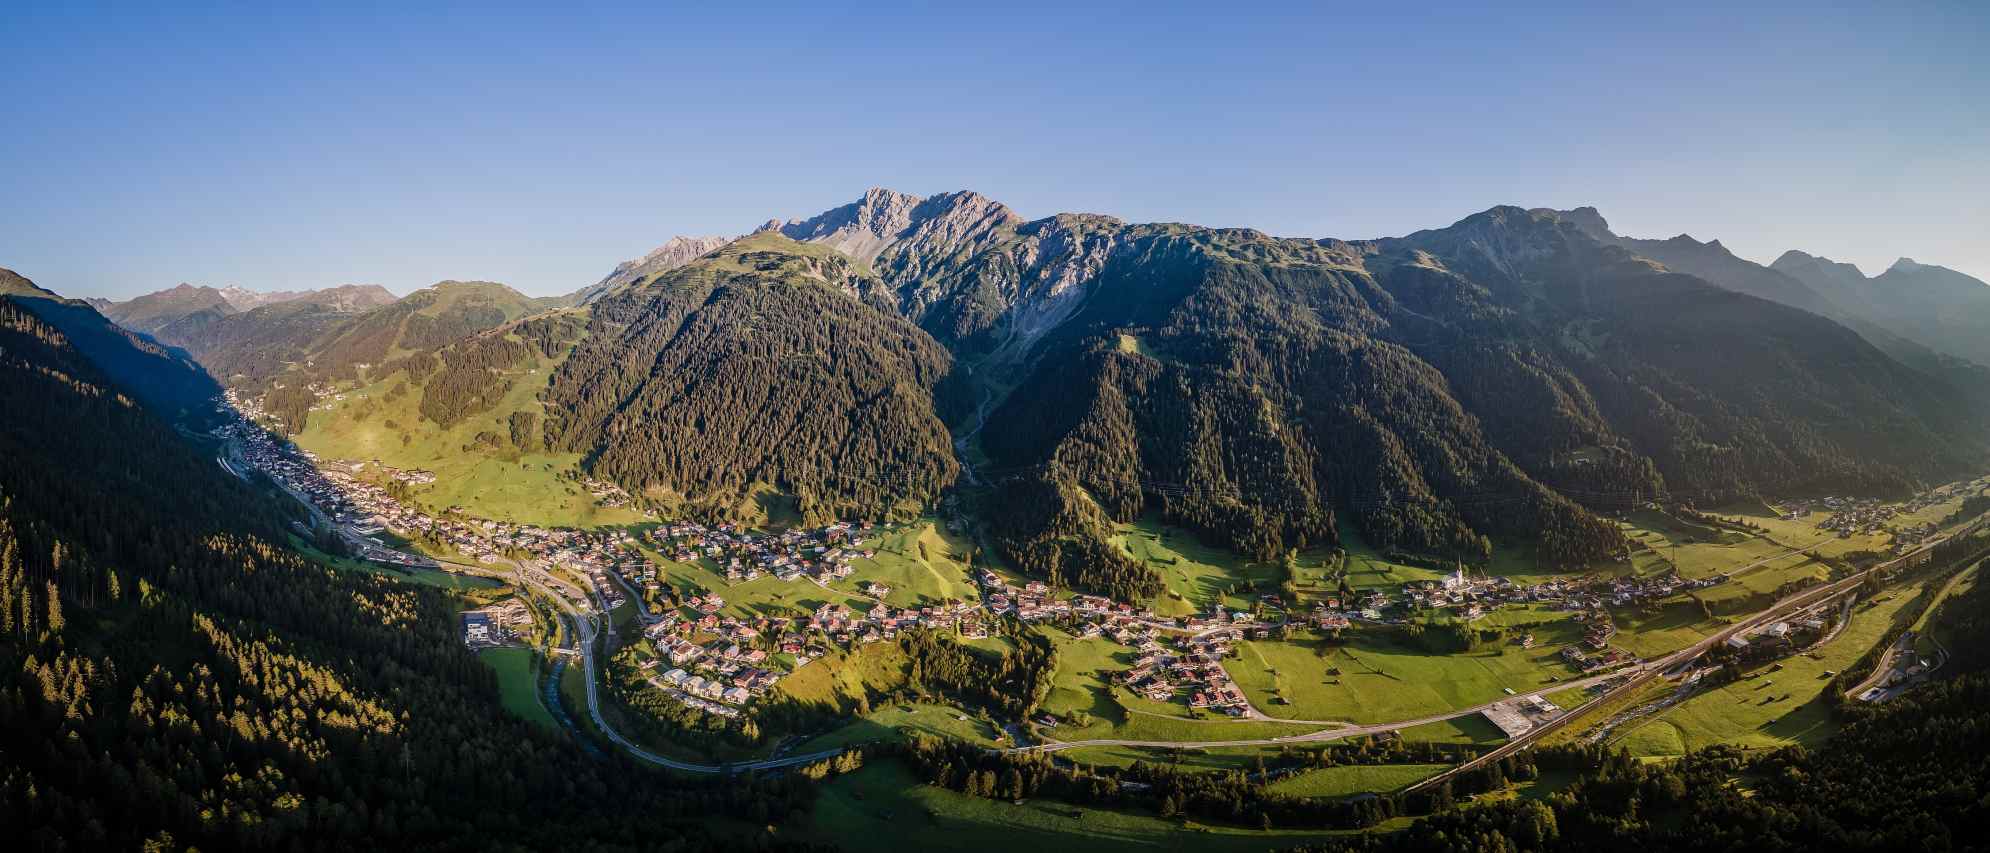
541,237,958,523
0,297,823,851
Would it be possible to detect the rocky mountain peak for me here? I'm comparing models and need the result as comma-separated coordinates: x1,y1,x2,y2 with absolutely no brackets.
576,234,734,306
1770,250,1870,285
1551,206,1612,241
768,187,1022,266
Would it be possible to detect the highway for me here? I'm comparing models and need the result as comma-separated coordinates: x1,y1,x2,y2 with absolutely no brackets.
238,426,1988,780
1404,515,1988,793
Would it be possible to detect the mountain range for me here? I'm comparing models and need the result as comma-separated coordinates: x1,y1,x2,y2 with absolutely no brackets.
26,189,1990,603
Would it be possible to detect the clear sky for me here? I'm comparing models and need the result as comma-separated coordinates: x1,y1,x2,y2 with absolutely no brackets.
3,1,1985,299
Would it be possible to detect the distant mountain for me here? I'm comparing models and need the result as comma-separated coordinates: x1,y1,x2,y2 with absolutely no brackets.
171,298,368,387
1774,251,1990,367
0,268,221,424
541,234,958,522
239,280,559,431
102,282,238,338
204,282,399,312
569,235,732,306
0,269,752,852
104,282,399,340
741,191,1989,600
1547,207,1990,387
1547,207,1845,319
180,190,1990,603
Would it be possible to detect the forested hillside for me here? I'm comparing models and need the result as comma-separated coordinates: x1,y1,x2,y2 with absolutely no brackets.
2,269,221,424
1551,207,1990,409
122,192,1990,603
0,294,816,850
542,234,958,523
247,281,555,432
101,282,239,337
169,298,369,387
806,196,1989,600
1776,250,1990,369
978,226,1626,600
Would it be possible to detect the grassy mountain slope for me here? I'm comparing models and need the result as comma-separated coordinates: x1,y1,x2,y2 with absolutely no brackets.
248,281,559,432
0,289,808,850
287,310,650,527
101,282,238,336
569,234,732,306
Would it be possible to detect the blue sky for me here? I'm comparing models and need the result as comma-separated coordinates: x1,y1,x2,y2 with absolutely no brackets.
3,1,1985,299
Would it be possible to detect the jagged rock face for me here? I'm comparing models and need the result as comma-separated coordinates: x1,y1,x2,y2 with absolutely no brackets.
764,188,1133,354
760,188,1024,267
219,286,299,310
577,235,733,305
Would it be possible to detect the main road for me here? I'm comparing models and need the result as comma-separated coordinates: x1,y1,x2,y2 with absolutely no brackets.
1404,516,1987,793
242,428,1986,778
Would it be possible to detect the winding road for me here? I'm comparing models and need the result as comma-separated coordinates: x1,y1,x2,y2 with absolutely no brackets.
239,427,1989,780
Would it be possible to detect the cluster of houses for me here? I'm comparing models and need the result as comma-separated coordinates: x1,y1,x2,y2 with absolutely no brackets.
1113,630,1253,713
644,521,878,584
638,608,792,716
235,391,1867,731
1323,567,1718,630
224,395,658,581
582,477,633,508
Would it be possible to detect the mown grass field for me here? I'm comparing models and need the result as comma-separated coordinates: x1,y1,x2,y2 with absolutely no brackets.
797,702,1005,752
1032,627,1331,742
1039,629,1142,727
1619,511,1799,581
805,760,1388,852
479,646,557,729
1616,574,1932,757
1913,563,1979,656
1226,634,1580,724
1608,601,1723,659
1111,517,1281,617
1334,519,1450,590
1397,715,1507,745
773,642,912,712
640,521,979,620
1266,764,1448,798
832,522,982,607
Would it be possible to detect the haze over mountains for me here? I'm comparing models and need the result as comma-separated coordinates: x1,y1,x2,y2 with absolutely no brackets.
10,188,1990,849
1551,207,1990,383
28,187,1989,605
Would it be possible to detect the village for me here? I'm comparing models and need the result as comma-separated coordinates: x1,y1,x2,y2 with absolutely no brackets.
214,394,1966,733
1775,486,1976,548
